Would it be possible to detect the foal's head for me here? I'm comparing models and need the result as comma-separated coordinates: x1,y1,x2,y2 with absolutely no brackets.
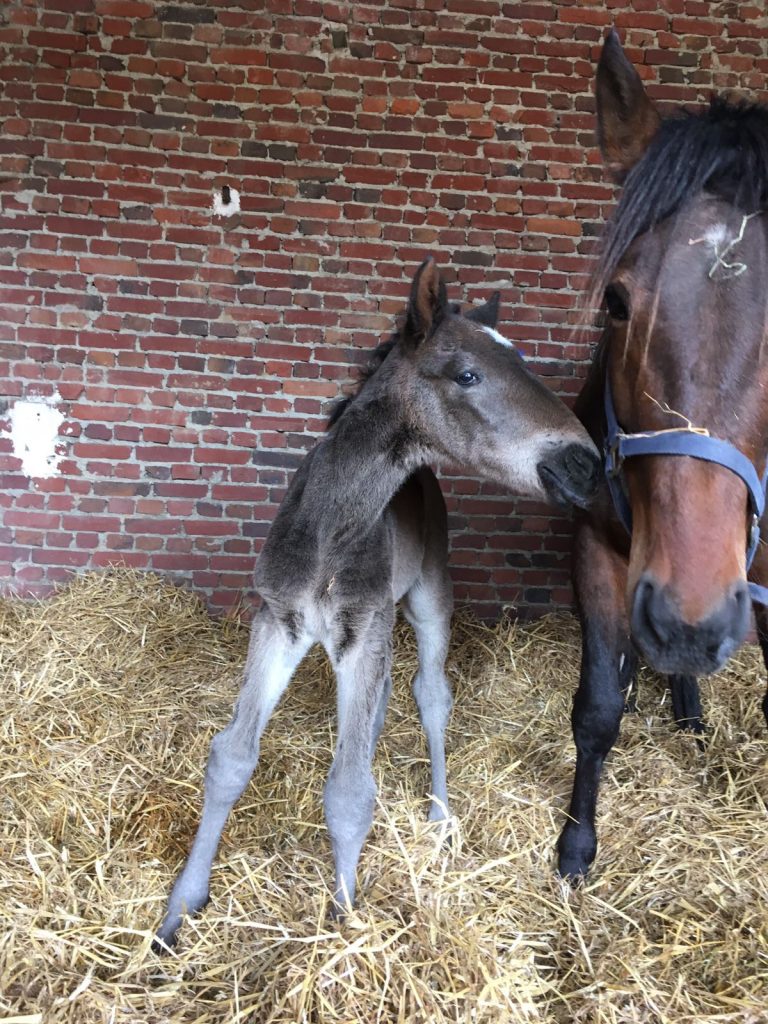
594,30,768,673
397,258,600,507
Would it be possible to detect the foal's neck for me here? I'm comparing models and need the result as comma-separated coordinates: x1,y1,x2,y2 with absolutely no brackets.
274,353,422,547
317,362,425,533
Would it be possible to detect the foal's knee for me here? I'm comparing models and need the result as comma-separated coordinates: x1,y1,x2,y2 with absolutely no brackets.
412,671,453,731
324,763,376,842
206,730,256,804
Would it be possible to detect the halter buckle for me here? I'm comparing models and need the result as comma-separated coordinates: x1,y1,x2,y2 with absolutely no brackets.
748,514,761,563
606,436,624,477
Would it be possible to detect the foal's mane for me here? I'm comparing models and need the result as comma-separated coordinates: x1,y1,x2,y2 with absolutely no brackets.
589,96,768,308
326,333,399,428
326,301,465,429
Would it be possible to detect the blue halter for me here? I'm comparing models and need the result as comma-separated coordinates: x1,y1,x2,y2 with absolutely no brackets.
603,370,768,605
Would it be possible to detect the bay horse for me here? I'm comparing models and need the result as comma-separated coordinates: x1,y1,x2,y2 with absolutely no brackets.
155,257,600,948
557,29,768,880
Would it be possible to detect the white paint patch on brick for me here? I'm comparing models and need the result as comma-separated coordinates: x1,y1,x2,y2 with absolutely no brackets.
4,393,66,479
212,187,240,217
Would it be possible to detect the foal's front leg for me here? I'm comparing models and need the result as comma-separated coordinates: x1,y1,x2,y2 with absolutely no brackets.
154,604,310,950
557,521,631,880
323,605,394,917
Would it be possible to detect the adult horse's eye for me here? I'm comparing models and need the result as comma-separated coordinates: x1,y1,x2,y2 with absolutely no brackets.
455,370,481,387
605,283,630,322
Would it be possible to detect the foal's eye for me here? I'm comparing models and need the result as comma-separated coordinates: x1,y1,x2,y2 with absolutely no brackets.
454,370,481,387
604,284,631,322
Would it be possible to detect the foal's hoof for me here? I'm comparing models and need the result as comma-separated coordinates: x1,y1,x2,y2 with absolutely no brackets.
151,931,178,956
427,807,455,850
328,895,354,924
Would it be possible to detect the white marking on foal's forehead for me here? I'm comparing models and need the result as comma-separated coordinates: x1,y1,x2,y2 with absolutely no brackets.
483,326,515,349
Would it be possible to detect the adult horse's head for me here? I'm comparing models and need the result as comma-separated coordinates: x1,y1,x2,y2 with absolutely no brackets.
593,29,768,674
399,257,600,508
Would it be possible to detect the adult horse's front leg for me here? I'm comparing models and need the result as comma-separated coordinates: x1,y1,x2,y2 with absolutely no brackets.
751,602,768,729
557,520,632,880
324,604,394,918
153,604,310,950
749,541,768,730
668,674,704,733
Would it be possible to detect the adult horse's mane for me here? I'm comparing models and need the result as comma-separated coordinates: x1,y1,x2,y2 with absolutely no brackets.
590,97,768,307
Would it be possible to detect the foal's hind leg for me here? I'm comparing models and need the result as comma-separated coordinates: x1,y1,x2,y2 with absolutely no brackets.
324,606,394,916
401,570,453,822
154,605,310,949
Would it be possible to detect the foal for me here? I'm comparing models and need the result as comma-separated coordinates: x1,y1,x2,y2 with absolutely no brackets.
155,257,599,947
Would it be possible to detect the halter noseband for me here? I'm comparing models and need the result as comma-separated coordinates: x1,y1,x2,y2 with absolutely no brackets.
603,371,768,605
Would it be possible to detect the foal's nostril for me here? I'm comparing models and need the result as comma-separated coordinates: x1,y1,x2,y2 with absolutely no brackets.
537,442,601,509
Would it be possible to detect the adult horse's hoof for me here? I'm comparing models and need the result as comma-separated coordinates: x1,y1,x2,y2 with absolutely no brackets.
556,823,596,883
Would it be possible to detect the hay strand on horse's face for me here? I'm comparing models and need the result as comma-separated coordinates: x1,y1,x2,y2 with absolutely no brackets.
1,569,766,1023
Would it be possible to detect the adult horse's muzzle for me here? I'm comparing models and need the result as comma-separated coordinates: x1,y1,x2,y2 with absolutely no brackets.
537,442,601,509
630,572,751,675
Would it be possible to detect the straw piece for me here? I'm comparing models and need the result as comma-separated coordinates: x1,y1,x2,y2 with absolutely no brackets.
1,569,766,1022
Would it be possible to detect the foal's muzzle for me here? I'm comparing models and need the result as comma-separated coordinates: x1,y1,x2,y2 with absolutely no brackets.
630,573,751,675
537,442,601,509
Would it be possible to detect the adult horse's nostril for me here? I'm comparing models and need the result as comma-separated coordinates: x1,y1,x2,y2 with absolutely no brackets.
631,573,751,675
724,579,750,649
632,575,673,646
537,442,601,509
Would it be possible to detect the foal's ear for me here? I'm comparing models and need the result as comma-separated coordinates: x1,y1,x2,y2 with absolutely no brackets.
465,291,501,328
404,257,448,346
596,28,661,180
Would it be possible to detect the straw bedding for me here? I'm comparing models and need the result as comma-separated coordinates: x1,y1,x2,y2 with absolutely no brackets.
1,570,766,1024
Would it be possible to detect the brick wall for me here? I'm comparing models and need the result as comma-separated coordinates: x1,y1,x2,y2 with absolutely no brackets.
1,1,766,618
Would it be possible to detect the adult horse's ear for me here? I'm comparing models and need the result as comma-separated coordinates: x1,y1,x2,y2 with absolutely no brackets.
596,28,660,180
404,257,448,346
466,291,500,328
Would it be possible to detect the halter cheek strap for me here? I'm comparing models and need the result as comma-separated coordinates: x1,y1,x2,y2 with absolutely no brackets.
603,373,768,605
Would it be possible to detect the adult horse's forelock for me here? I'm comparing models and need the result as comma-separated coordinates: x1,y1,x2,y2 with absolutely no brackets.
587,30,768,321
